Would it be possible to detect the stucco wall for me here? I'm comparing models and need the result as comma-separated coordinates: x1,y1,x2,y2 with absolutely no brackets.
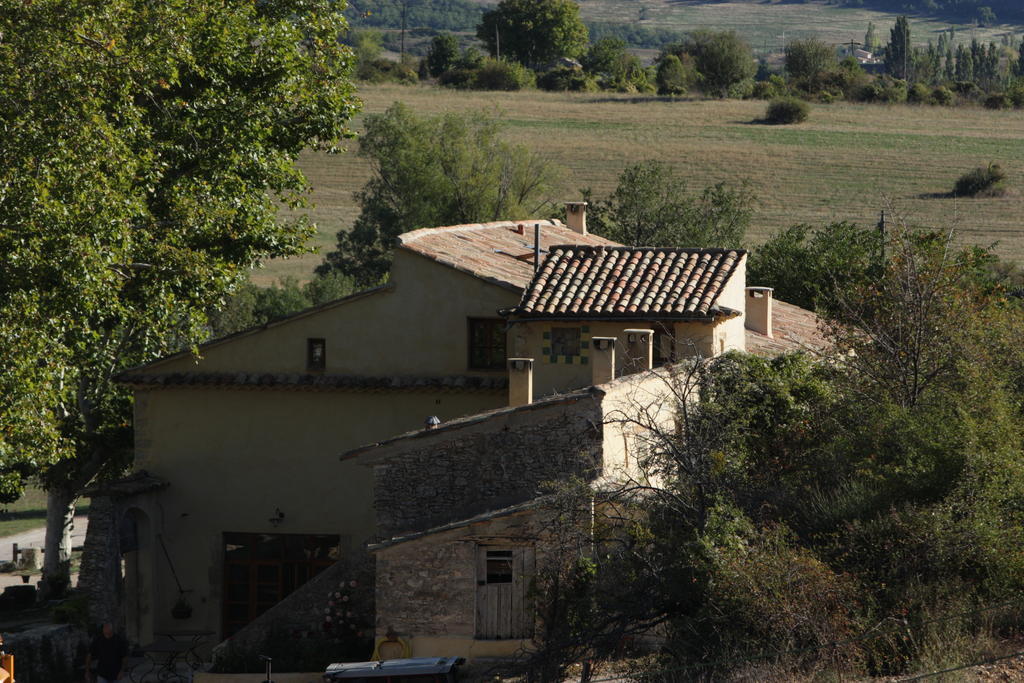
131,386,505,643
371,394,604,538
142,250,520,377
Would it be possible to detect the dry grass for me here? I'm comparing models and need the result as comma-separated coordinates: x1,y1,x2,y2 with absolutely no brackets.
258,84,1024,283
578,0,1018,55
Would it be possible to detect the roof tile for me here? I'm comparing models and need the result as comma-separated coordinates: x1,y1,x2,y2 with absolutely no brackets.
397,220,615,291
514,246,745,319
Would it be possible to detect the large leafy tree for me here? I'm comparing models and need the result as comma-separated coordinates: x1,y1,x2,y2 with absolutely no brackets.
664,30,756,97
476,0,589,67
584,160,754,249
0,0,357,593
319,103,560,286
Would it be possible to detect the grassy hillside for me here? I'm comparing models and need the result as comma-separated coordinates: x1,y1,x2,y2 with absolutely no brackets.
259,85,1024,284
576,0,1017,54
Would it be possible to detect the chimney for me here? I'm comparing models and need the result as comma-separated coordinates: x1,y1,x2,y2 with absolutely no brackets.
591,337,616,385
507,358,534,407
745,287,773,338
565,201,588,235
623,329,654,375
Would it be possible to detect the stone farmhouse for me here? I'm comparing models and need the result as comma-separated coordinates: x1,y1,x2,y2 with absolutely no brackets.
80,204,823,662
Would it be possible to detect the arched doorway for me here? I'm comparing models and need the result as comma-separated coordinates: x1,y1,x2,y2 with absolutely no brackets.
121,507,153,645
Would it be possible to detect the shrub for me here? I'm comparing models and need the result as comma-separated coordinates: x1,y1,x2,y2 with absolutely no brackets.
932,86,955,106
727,78,755,99
852,76,907,104
908,82,932,104
1007,83,1024,108
437,67,475,88
472,58,534,91
537,67,596,92
954,163,1007,197
752,74,787,100
952,80,981,100
764,96,809,124
983,93,1011,110
356,58,418,84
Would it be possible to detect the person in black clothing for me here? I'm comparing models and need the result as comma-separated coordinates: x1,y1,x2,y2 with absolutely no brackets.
85,623,128,683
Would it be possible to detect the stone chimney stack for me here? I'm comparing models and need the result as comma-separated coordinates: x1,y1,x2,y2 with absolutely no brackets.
565,201,588,235
623,329,654,375
507,358,534,407
591,337,616,385
745,287,773,338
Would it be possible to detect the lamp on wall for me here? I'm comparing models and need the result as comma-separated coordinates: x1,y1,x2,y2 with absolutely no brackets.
269,507,285,527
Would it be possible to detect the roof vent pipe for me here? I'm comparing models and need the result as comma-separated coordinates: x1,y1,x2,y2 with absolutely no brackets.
534,223,541,272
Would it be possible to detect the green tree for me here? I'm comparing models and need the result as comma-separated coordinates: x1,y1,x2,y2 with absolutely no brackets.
748,222,882,310
581,36,628,77
319,103,560,285
656,54,691,95
426,33,460,77
476,0,588,67
669,30,756,97
886,16,912,80
585,160,754,248
208,272,357,338
0,0,357,594
785,38,836,82
865,21,881,53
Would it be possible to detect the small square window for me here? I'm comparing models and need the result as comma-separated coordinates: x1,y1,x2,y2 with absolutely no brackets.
486,550,514,584
306,338,326,371
551,327,581,357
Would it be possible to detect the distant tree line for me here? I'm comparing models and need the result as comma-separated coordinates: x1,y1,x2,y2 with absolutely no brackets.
838,0,1024,24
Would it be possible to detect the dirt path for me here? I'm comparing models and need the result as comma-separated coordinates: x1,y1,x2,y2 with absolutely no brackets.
0,515,88,589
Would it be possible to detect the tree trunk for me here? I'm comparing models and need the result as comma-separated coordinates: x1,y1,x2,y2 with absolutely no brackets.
41,485,76,599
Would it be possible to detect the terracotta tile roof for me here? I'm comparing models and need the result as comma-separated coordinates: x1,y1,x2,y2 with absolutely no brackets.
397,220,617,291
513,246,745,319
745,300,828,357
119,372,507,393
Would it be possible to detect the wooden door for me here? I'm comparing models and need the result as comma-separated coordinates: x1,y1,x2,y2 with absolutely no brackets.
476,546,534,639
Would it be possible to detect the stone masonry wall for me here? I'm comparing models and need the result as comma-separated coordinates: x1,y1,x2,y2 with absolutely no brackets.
375,532,476,638
374,395,604,538
375,510,560,640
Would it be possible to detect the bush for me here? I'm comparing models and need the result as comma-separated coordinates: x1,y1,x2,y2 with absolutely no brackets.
852,76,907,104
983,93,1011,110
954,163,1007,197
356,58,418,84
472,58,534,91
908,82,932,104
537,67,596,92
437,67,475,88
752,74,787,100
764,96,809,124
1007,83,1024,108
932,86,955,106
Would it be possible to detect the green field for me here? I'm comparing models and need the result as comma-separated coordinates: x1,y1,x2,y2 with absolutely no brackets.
0,486,89,539
258,84,1024,284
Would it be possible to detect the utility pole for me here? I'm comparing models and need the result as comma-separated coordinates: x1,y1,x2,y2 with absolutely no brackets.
400,0,407,62
495,25,500,59
877,210,887,264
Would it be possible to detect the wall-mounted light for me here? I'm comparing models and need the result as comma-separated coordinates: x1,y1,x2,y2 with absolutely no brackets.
269,508,285,527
